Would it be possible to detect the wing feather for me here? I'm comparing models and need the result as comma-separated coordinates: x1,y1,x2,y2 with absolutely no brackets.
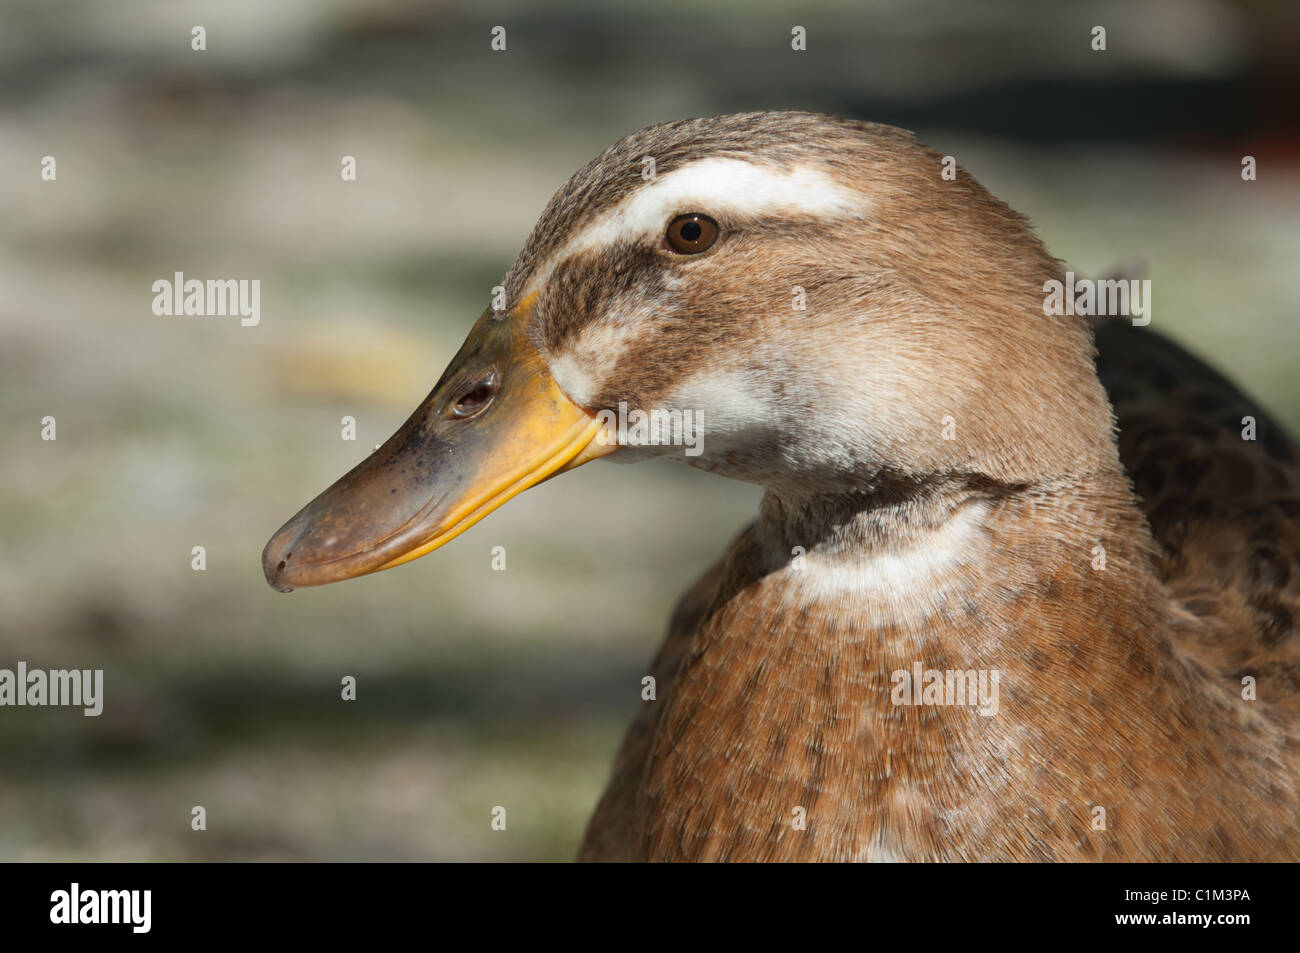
1094,315,1300,709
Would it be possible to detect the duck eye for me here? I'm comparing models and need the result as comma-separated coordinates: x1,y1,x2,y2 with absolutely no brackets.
665,214,719,255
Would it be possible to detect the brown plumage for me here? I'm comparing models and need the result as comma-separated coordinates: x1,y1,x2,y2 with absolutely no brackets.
264,111,1300,861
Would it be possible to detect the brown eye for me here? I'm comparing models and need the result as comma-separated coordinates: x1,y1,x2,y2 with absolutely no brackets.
665,214,719,255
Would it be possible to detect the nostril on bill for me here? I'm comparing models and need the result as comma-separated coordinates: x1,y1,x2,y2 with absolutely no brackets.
450,371,499,419
263,521,305,592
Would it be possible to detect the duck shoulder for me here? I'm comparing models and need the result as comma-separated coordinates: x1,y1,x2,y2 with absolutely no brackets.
1094,317,1300,715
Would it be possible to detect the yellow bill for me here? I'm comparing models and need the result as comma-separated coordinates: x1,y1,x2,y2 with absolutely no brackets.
262,303,614,591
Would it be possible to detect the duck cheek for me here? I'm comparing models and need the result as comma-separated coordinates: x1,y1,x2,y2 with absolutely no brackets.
574,397,714,465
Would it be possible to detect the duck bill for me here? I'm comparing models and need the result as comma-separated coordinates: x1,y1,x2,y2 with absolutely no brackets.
262,306,614,591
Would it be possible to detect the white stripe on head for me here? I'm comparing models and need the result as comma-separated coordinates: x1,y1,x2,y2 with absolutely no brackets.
521,157,867,301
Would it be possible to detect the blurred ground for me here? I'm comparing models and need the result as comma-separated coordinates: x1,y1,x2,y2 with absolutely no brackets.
0,0,1297,860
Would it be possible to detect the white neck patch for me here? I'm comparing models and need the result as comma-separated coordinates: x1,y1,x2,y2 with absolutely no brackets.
521,157,868,301
781,501,992,630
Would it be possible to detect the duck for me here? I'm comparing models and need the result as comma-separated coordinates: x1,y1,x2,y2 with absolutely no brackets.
262,111,1300,862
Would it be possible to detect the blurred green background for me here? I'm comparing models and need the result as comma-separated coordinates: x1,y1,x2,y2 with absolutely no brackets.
1,0,1297,860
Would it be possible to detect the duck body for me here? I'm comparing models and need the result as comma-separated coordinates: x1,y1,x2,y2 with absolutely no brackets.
583,461,1297,861
265,112,1300,862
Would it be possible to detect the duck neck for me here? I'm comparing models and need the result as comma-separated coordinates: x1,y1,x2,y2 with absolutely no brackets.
744,467,1172,686
637,466,1182,860
757,473,1018,570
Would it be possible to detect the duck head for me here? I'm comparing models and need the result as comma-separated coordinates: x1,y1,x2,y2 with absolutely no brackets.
263,111,1116,591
